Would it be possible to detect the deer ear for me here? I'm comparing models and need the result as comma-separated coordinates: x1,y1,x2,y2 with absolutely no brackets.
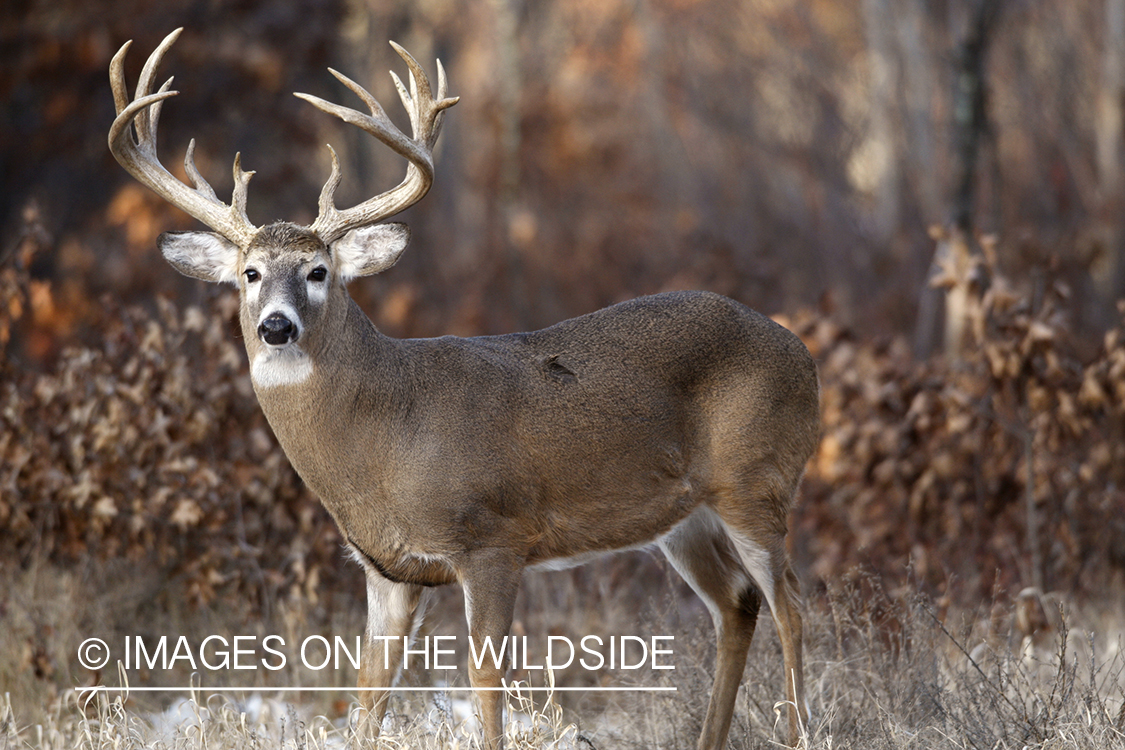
331,223,410,280
158,231,241,284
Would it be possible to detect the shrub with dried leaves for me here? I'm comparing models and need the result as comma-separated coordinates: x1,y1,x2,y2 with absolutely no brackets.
1,231,339,610
791,251,1125,602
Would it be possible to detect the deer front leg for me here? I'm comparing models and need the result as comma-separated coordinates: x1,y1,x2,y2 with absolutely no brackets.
461,551,522,750
355,570,426,744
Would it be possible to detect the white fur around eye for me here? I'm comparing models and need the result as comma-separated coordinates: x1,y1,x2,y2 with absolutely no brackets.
307,275,328,304
245,275,261,304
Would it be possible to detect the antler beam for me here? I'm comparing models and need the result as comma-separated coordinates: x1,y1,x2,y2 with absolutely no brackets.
108,28,258,246
295,43,459,243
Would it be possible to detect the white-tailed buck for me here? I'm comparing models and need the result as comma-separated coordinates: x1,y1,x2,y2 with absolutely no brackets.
109,28,819,749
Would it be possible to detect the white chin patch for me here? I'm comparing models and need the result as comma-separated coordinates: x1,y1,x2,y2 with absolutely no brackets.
251,347,313,388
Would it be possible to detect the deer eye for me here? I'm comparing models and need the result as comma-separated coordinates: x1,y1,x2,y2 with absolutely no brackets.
307,266,328,282
244,268,260,283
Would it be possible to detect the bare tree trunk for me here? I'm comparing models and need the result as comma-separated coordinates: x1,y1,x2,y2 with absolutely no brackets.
862,0,901,244
489,0,528,326
1096,0,1125,309
900,0,944,359
950,0,1003,237
899,0,939,222
918,0,1004,361
490,0,522,206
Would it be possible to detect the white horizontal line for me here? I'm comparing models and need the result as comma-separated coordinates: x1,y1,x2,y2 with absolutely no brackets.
75,686,677,693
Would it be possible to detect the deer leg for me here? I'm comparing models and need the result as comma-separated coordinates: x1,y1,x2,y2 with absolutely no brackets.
355,571,426,744
772,561,806,746
659,508,762,750
460,551,522,750
723,526,807,748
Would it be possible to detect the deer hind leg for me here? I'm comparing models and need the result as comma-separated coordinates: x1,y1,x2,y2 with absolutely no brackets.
659,507,763,750
460,550,523,750
720,517,806,749
355,570,427,744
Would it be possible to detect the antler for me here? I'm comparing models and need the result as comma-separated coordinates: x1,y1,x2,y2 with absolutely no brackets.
295,43,459,244
108,28,258,246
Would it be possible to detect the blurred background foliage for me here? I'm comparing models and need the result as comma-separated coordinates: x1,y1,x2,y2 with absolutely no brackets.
3,0,1125,704
6,0,1125,355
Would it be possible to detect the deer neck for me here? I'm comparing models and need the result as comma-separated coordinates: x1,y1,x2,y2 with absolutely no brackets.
245,295,410,508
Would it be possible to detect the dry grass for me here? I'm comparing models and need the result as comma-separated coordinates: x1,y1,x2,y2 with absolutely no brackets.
4,562,1125,749
0,673,585,749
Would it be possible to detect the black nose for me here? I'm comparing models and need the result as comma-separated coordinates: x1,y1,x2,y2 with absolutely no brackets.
258,313,297,346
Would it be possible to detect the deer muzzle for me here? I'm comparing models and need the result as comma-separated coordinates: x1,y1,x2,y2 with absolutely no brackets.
258,312,298,347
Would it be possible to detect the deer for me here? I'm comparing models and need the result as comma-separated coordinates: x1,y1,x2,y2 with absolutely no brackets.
108,28,819,750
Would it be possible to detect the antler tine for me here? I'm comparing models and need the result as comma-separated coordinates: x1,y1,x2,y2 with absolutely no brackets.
109,40,133,115
298,69,431,167
313,144,344,224
435,59,453,137
388,69,416,138
389,42,459,147
107,28,258,246
298,43,458,243
231,153,256,227
132,29,181,144
437,58,450,103
146,77,175,145
184,139,220,203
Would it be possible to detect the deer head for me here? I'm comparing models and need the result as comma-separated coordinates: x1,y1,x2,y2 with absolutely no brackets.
108,28,457,386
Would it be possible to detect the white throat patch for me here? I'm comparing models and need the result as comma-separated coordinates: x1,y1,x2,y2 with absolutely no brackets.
251,347,313,388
